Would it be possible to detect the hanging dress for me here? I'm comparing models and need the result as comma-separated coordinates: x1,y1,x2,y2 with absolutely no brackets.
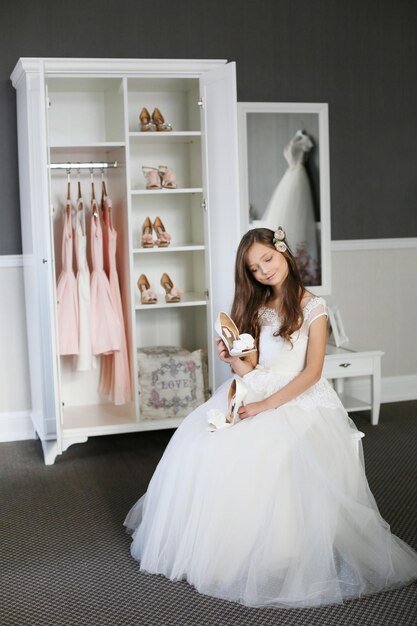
56,200,79,355
89,198,121,356
74,196,96,371
99,194,132,404
263,130,318,269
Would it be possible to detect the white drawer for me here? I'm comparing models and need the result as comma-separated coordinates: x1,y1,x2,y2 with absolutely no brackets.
323,355,374,379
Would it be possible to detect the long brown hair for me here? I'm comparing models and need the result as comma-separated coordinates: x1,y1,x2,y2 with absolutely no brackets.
230,228,305,344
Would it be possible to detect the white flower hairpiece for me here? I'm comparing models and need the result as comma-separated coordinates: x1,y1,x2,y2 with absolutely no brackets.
273,228,287,252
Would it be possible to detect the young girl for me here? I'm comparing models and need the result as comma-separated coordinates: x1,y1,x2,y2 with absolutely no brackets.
125,227,417,608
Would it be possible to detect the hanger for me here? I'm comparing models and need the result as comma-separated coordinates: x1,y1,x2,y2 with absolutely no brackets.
90,167,98,217
66,166,71,217
77,165,83,211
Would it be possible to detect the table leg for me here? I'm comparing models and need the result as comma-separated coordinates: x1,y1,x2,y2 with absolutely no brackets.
371,357,382,425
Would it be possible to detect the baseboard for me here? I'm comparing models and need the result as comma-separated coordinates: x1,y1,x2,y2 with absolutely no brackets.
344,375,417,404
0,411,36,443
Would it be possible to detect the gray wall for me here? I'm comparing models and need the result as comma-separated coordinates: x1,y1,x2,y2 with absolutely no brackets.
1,0,416,254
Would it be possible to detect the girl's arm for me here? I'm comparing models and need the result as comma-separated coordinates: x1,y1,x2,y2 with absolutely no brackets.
237,315,328,419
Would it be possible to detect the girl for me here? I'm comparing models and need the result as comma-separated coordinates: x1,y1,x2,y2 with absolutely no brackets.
125,228,417,608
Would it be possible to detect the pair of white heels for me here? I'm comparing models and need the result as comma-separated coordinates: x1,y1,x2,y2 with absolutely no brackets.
207,378,248,431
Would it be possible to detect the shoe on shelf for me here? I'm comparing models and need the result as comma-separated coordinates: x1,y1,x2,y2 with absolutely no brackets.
139,107,157,132
141,216,155,248
214,312,257,357
160,272,183,303
207,378,248,431
142,166,162,190
153,216,171,247
152,107,173,132
137,274,158,304
158,165,177,189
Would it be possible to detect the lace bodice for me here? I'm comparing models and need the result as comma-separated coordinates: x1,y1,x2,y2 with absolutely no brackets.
283,130,313,169
243,296,344,411
257,296,327,374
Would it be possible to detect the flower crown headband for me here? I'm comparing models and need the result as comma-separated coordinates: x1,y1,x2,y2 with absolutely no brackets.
273,228,287,252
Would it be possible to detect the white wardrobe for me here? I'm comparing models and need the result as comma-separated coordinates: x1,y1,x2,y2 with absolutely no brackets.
11,58,241,464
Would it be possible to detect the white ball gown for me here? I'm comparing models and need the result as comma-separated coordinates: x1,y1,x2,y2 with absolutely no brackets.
262,130,318,268
125,297,417,608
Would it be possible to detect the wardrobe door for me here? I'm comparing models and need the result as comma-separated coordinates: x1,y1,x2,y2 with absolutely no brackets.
14,68,62,453
199,62,241,389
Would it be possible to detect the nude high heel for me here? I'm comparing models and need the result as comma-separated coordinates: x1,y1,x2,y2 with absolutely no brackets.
215,312,257,357
158,165,177,189
142,166,162,189
141,216,155,248
139,107,157,132
152,107,173,132
137,274,157,304
153,216,171,247
160,273,183,303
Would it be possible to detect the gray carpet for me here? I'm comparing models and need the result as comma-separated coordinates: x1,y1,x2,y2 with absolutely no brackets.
1,402,416,626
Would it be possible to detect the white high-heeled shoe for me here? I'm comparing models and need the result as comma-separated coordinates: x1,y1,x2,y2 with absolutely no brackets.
207,378,248,431
215,312,256,357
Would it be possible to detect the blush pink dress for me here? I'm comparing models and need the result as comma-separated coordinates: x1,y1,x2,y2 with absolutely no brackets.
90,199,121,356
99,195,132,404
56,202,79,355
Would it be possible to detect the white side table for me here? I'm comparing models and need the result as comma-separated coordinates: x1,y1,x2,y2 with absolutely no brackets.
323,345,384,425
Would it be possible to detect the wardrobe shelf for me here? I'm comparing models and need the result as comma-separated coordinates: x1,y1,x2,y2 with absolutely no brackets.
133,244,205,253
62,402,137,435
49,142,126,150
136,292,208,310
131,188,203,195
129,131,201,143
136,417,184,430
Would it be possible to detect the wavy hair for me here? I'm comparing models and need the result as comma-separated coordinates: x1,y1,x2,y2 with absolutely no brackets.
230,228,305,345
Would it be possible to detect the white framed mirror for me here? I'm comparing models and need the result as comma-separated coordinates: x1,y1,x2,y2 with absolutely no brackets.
237,102,331,295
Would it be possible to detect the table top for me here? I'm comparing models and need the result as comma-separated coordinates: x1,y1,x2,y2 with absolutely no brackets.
325,343,384,357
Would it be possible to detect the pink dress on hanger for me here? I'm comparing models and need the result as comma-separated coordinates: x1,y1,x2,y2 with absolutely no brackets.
90,198,121,356
56,202,79,355
99,195,132,404
74,197,96,371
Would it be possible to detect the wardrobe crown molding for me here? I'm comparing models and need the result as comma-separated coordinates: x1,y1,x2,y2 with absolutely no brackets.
11,57,228,87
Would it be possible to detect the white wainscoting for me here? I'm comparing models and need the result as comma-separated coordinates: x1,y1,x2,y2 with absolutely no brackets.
0,242,416,442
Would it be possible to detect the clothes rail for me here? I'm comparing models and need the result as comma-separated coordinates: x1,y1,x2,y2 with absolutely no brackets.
49,161,118,170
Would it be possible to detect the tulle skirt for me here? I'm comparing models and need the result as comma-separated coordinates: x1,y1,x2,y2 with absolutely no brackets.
125,375,417,608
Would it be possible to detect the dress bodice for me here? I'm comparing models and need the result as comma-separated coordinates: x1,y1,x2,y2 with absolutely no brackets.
257,297,327,374
283,130,313,169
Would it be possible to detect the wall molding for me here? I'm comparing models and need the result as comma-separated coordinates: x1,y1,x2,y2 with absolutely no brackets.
0,255,23,268
331,238,417,251
0,411,36,443
344,375,417,405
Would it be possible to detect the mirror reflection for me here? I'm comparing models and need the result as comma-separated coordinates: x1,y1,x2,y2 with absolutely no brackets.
238,104,331,292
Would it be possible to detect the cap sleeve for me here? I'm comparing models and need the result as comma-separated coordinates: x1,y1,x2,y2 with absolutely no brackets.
304,297,328,327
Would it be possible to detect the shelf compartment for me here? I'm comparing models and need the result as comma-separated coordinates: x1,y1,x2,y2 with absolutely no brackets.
129,137,202,191
135,306,208,352
47,77,125,145
130,194,205,249
127,77,201,133
131,188,203,195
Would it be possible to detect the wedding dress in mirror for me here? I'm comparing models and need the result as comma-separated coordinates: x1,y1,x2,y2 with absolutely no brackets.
125,297,417,608
263,130,319,276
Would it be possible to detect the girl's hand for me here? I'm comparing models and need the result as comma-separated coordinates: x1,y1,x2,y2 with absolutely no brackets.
237,401,265,420
216,337,239,366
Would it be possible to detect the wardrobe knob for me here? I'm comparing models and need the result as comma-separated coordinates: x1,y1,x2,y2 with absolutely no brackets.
339,363,351,368
42,258,48,264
